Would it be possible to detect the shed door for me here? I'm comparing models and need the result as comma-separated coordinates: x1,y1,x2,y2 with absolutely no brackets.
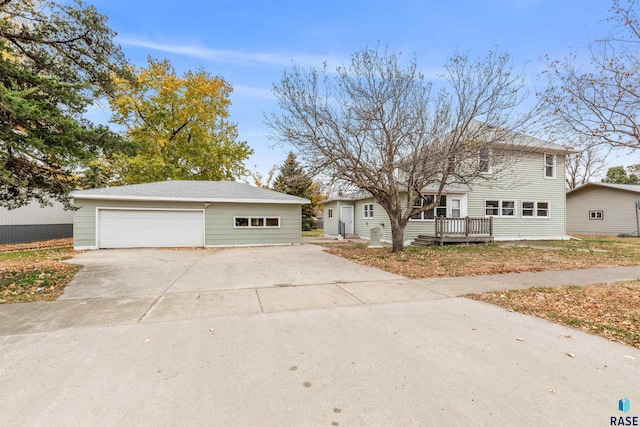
98,209,204,248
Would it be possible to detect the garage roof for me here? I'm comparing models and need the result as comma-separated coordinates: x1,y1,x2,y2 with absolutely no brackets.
72,180,311,204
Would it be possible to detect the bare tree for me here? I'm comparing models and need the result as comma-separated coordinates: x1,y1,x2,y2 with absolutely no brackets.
266,46,535,252
539,0,640,150
565,144,610,189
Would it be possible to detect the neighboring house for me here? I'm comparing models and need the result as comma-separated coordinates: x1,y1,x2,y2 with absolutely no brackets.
72,180,310,250
0,200,73,245
566,182,640,236
324,136,575,245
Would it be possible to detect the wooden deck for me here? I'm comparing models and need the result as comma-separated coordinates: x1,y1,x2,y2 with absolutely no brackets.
411,217,494,247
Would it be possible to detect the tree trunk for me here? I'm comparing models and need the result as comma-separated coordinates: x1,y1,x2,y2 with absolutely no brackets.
389,217,406,253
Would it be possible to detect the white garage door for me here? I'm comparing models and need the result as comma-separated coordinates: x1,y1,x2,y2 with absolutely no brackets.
98,209,204,248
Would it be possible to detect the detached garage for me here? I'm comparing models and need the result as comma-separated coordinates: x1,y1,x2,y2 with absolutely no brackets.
72,180,310,250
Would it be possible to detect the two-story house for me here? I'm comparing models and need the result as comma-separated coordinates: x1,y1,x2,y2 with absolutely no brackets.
323,134,574,246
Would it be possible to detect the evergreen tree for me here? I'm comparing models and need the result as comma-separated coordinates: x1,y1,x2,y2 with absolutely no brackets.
273,152,316,231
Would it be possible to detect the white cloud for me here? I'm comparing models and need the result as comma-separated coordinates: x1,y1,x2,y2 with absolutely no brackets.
117,36,346,69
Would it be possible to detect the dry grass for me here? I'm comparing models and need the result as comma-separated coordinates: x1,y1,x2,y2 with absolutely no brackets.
0,238,78,304
319,236,640,279
318,236,640,348
468,281,640,349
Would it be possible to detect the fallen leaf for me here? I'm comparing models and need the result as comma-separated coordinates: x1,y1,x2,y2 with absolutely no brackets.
623,355,636,360
566,352,575,358
516,338,525,342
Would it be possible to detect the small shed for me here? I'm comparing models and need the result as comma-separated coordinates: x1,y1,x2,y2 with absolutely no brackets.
72,180,310,249
566,182,640,236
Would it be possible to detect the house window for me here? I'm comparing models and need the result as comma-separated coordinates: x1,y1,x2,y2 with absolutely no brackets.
544,154,556,178
485,200,516,217
479,147,491,174
363,203,374,218
522,201,549,218
589,210,603,220
410,195,447,220
327,208,333,219
234,217,280,228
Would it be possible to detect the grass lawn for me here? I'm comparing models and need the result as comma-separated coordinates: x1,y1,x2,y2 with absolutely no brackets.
302,229,324,237
319,235,640,278
317,235,640,348
0,238,78,304
468,281,640,349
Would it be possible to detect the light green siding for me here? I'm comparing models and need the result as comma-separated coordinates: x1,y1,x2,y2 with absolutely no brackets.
335,151,569,244
467,151,568,239
323,200,356,236
567,187,640,236
73,198,302,248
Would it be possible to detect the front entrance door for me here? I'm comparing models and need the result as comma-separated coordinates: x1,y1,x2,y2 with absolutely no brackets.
340,205,354,235
447,197,465,233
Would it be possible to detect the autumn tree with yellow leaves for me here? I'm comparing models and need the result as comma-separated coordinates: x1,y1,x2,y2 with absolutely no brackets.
109,58,253,184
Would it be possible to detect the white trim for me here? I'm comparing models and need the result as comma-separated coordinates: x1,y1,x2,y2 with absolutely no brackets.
96,207,205,248
521,201,551,219
484,199,517,218
74,195,307,204
493,235,570,241
340,205,354,234
233,216,281,228
479,147,492,174
73,245,97,250
363,203,374,218
544,153,556,179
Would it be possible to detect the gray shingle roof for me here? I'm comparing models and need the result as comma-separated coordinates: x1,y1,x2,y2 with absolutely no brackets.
568,182,640,195
72,181,310,204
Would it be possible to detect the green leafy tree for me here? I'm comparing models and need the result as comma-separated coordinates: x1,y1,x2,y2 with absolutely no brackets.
109,58,253,184
602,165,640,184
273,152,317,231
0,0,133,208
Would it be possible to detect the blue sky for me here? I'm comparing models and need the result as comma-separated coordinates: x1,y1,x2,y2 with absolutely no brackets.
88,0,637,178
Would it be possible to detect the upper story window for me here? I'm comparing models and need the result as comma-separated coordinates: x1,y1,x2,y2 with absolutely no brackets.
410,195,447,220
327,208,333,219
479,147,491,174
363,203,374,218
544,154,556,178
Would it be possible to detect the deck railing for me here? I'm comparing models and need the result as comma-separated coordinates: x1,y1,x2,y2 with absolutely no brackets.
435,216,493,237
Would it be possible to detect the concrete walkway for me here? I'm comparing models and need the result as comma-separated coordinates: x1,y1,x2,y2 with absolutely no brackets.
2,264,640,426
1,265,639,336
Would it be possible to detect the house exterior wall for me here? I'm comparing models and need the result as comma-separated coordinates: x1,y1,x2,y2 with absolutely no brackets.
73,198,302,249
323,200,356,237
0,200,73,244
336,150,569,244
465,151,568,240
567,187,640,236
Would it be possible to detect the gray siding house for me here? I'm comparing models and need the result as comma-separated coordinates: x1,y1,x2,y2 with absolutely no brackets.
0,201,73,244
566,182,640,236
324,137,573,245
72,181,309,250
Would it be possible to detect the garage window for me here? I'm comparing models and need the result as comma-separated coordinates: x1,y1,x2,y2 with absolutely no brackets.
234,217,280,228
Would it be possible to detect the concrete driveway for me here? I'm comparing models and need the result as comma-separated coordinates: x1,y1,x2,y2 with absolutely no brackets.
61,245,405,298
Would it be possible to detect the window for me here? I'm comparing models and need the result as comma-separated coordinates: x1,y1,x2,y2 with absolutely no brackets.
363,203,374,218
544,154,556,178
479,147,491,174
327,208,333,219
589,210,603,220
234,217,280,228
522,201,549,218
410,195,446,220
485,200,516,217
